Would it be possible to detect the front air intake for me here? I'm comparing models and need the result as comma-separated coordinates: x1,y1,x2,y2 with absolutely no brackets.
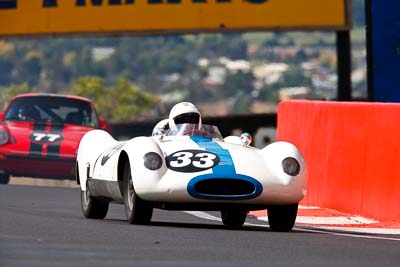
194,178,255,196
187,175,263,200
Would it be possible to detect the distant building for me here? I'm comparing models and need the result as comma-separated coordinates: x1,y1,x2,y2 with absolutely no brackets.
204,66,226,86
278,86,311,100
253,63,289,85
91,47,115,62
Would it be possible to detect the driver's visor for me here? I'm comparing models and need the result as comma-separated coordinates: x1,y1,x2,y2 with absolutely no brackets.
174,113,200,124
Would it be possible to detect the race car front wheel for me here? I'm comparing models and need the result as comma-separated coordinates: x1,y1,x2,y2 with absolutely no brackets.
81,181,109,219
267,203,298,232
123,162,153,225
221,209,247,229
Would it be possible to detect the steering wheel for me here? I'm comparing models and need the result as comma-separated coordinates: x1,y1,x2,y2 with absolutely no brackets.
184,129,213,138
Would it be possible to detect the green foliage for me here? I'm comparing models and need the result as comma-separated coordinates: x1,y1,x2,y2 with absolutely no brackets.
258,84,279,102
70,76,159,122
281,66,312,88
231,91,252,113
319,51,337,70
0,83,37,111
0,78,158,122
0,57,12,85
70,76,106,100
193,34,247,60
221,71,254,99
0,1,366,113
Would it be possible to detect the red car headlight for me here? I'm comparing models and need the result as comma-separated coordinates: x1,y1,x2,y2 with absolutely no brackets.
0,125,9,145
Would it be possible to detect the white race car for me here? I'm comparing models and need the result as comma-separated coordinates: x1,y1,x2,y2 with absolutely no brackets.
76,123,307,231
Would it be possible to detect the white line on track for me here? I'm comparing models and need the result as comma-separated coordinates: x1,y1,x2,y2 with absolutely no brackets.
184,211,222,222
298,205,321,209
183,211,400,242
183,211,267,227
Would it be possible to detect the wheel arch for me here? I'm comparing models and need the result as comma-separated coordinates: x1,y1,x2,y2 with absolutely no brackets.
118,151,130,194
75,161,80,185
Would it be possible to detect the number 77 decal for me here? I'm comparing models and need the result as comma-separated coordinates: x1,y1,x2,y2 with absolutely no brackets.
30,132,63,143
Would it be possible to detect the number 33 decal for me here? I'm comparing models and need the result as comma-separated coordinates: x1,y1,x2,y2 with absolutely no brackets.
166,150,220,173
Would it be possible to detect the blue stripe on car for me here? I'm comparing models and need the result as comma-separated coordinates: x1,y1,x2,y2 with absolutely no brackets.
190,136,236,176
187,136,263,200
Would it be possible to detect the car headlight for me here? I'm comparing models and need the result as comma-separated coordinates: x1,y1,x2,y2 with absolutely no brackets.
143,152,163,170
282,157,300,176
0,126,8,145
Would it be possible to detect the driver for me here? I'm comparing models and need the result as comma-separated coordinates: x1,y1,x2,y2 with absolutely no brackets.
152,102,202,136
17,106,41,122
168,102,202,131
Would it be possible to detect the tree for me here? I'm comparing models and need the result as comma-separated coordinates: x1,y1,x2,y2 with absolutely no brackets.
107,78,159,122
221,71,255,99
70,76,159,122
258,84,279,102
0,83,36,110
0,58,13,86
195,34,248,60
21,56,42,86
281,66,312,88
231,91,252,113
0,41,15,86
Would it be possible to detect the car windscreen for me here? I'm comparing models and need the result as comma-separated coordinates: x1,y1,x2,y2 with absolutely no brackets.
4,96,99,127
166,123,223,139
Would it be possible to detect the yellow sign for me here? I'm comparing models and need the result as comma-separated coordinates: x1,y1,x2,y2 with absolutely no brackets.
0,0,351,37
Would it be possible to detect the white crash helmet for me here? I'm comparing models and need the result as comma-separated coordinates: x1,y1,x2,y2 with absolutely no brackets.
168,102,202,131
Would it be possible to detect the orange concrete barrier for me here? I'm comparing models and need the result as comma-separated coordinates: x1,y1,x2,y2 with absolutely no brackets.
277,100,400,221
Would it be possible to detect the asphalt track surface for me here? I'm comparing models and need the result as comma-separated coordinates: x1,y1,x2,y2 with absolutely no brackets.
1,184,399,267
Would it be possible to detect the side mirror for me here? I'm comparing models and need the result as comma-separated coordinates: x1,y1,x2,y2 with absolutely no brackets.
152,129,165,140
99,118,107,129
240,133,253,146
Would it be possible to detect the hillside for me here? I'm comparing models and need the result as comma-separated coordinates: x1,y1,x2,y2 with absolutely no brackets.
0,0,367,120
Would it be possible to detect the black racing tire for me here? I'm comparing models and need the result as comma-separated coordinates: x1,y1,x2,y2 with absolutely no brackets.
80,181,109,219
123,162,153,225
267,203,298,232
221,209,247,229
0,173,10,184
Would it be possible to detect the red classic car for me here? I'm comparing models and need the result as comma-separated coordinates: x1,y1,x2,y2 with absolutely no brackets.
0,93,108,184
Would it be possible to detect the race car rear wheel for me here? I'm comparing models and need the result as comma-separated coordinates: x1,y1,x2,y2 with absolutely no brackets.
123,163,153,225
81,181,109,219
221,209,247,229
267,203,298,232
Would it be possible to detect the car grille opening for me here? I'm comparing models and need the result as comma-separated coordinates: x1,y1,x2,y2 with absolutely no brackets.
194,178,255,196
